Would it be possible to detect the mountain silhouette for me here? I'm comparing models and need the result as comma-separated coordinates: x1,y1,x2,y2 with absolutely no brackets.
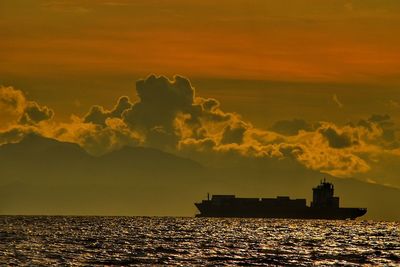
0,133,203,184
0,133,87,159
0,134,399,220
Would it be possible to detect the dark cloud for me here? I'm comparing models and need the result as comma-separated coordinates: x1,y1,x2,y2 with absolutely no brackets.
319,127,354,148
122,75,196,148
368,114,396,142
0,126,38,145
357,114,398,147
54,75,236,153
368,114,391,123
19,101,54,125
270,119,313,136
111,96,132,117
357,119,373,131
83,105,107,125
122,74,233,149
278,144,304,158
123,75,197,130
202,98,219,112
84,96,132,126
220,123,247,145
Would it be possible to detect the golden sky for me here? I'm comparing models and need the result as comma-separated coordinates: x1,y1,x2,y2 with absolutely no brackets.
1,0,399,134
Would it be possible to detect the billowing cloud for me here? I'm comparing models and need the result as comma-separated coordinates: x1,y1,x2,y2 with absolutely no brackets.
0,86,27,127
319,127,354,148
0,86,25,113
84,96,132,125
0,87,140,155
357,114,399,148
0,86,54,128
1,76,400,186
19,101,54,125
122,75,233,150
220,122,248,145
0,85,54,146
122,75,197,148
177,112,398,179
54,116,142,155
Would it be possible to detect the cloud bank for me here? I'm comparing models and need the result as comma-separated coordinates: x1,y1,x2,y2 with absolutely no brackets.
1,76,399,186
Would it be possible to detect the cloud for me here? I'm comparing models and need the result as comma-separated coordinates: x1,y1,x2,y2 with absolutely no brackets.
115,75,400,180
0,86,25,113
0,86,27,127
19,101,54,125
0,86,54,129
0,86,140,155
295,145,371,177
333,94,343,108
319,126,354,148
84,96,132,126
0,86,54,145
220,122,248,145
357,114,398,148
1,75,400,186
270,118,314,136
368,114,396,142
0,125,39,146
121,75,199,149
177,112,398,179
368,114,391,123
122,74,233,149
53,116,142,155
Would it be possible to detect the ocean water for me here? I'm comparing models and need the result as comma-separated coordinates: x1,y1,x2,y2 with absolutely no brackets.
0,216,399,266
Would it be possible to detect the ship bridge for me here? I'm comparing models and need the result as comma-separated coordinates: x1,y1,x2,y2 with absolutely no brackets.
311,179,339,208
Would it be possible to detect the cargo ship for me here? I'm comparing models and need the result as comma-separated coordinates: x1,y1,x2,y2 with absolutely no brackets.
195,180,367,219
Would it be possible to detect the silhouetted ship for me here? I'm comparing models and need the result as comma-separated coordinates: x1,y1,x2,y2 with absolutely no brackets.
195,180,367,220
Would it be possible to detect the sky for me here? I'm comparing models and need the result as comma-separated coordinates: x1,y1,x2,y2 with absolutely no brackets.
1,1,400,202
1,0,399,125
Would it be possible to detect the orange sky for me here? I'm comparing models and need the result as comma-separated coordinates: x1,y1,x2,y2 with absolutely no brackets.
0,0,399,125
1,0,400,83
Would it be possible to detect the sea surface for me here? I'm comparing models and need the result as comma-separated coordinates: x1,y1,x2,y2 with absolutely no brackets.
0,216,399,266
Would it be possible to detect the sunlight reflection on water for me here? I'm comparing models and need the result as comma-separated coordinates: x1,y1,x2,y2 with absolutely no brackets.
0,216,399,266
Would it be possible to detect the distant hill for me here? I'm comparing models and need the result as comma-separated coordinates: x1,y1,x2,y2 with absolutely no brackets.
0,134,399,220
0,133,203,184
0,133,88,161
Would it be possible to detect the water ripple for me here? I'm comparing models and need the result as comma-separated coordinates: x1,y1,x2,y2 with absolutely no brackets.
0,216,399,266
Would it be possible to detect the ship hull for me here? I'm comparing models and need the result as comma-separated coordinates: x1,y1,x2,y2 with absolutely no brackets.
195,203,367,220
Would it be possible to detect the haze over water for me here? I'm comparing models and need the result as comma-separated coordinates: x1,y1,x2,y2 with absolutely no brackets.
1,216,399,266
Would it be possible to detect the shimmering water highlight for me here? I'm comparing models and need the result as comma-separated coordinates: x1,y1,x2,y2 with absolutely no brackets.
0,216,399,266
